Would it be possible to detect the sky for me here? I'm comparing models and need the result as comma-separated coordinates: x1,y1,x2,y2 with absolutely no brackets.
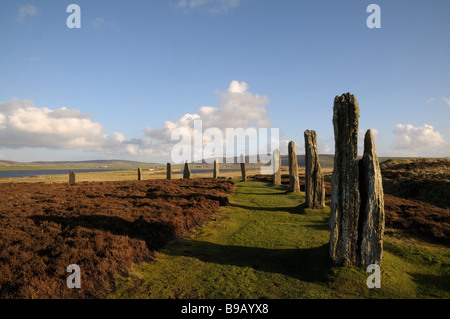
0,0,449,163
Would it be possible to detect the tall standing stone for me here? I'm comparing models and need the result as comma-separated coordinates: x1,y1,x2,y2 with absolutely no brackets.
288,141,300,192
329,93,360,267
358,130,385,267
304,130,325,208
240,154,247,181
213,160,219,178
138,168,143,181
183,161,191,179
69,171,76,184
273,149,281,186
167,163,172,180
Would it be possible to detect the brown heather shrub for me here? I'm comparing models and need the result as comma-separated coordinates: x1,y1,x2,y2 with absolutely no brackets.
0,178,234,298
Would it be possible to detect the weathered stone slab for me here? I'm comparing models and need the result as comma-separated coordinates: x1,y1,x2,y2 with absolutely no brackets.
273,149,281,186
69,170,76,184
240,154,247,181
167,163,172,180
304,130,325,208
288,141,300,192
213,160,219,179
138,168,143,181
183,161,191,179
358,130,385,267
329,93,360,267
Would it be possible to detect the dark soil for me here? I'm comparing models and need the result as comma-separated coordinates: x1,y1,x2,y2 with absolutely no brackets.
0,178,234,299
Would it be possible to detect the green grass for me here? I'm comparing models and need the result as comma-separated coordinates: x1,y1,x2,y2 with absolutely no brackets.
105,180,450,299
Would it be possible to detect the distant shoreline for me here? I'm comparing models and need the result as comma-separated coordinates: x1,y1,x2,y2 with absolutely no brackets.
0,169,128,179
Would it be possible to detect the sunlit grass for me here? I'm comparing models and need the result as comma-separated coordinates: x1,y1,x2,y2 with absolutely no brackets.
105,180,450,299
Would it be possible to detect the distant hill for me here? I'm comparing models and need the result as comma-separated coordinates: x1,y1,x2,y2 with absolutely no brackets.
202,154,336,168
279,154,335,168
0,159,159,170
30,159,155,166
1,156,425,170
0,160,18,166
207,155,419,169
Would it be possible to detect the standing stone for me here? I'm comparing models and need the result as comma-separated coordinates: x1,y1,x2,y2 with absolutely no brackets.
183,161,191,179
167,163,172,180
329,93,360,267
213,160,219,178
304,130,325,208
240,154,247,181
358,130,385,267
69,171,76,184
273,149,281,186
138,168,143,181
288,141,300,192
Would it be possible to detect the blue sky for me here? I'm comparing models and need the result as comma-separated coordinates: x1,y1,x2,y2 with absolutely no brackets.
0,0,449,163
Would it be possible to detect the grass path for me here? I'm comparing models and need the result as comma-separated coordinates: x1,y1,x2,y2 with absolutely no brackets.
105,181,450,299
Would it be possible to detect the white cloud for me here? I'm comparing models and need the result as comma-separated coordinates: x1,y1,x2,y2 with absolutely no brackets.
17,5,37,21
443,97,450,108
129,80,272,160
426,97,435,104
92,17,105,27
317,140,332,154
146,80,270,137
1,82,276,163
92,17,119,29
175,0,240,13
0,98,124,152
392,124,445,150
